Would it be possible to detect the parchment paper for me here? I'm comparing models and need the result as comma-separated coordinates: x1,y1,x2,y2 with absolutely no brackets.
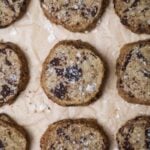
0,0,150,149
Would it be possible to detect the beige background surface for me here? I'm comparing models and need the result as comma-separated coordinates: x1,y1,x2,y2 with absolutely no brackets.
0,0,150,149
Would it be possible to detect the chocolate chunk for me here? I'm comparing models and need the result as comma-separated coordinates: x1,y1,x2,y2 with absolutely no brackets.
146,128,150,149
83,56,87,60
146,142,150,149
128,92,134,98
64,135,70,140
50,58,61,66
53,83,67,99
55,68,64,76
65,65,82,82
131,0,139,8
136,50,147,63
5,58,12,66
121,16,128,25
142,69,150,78
1,84,11,98
123,8,129,13
56,128,65,136
91,6,98,17
122,51,132,71
0,49,6,54
0,140,4,149
146,128,150,138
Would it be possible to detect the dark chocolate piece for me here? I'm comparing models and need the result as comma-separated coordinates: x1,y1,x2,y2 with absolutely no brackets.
146,128,150,149
121,16,128,26
0,140,4,149
122,51,132,71
50,58,61,66
131,0,139,8
5,58,12,66
53,83,67,99
136,50,147,63
0,49,6,54
91,6,98,17
55,68,64,76
65,65,82,82
142,69,150,78
1,84,12,98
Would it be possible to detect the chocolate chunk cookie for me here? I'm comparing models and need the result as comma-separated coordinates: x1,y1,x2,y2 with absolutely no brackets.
116,116,150,150
41,119,109,150
0,113,29,150
0,0,30,28
40,0,108,32
41,40,105,106
0,42,29,107
116,39,150,105
114,0,150,34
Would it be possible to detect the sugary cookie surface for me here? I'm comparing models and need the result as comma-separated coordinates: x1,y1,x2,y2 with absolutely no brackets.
41,119,109,150
114,0,150,34
41,0,107,32
0,0,28,27
117,116,150,150
117,40,150,105
41,40,104,106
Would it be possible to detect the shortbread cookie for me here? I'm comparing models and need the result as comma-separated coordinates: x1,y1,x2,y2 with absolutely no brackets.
40,0,108,32
0,114,29,150
0,42,29,107
116,116,150,150
114,0,150,34
0,0,30,28
41,40,105,106
116,40,150,105
41,119,109,150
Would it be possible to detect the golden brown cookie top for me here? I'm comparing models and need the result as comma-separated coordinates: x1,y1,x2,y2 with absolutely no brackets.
41,119,109,150
114,0,150,34
41,40,105,106
116,40,150,105
40,0,108,32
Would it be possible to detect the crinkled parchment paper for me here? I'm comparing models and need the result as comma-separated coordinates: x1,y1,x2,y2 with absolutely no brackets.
0,0,150,149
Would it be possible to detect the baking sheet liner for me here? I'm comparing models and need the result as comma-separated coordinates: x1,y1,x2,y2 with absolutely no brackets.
0,0,150,149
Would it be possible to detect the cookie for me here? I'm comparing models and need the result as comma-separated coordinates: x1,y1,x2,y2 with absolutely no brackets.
40,0,108,32
116,39,150,105
41,119,109,150
0,42,29,107
41,40,105,106
114,0,150,34
116,116,150,150
0,113,29,150
0,0,30,28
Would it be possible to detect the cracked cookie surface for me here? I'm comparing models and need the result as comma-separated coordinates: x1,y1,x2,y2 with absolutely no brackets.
40,0,108,32
0,0,29,28
41,40,105,106
0,42,29,107
116,40,150,105
41,119,109,150
116,116,150,150
114,0,150,34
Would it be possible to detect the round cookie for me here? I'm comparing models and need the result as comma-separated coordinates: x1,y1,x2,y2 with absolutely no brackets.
40,119,109,150
114,0,150,34
0,42,29,107
0,114,29,150
40,0,108,32
116,40,150,105
116,116,150,150
41,40,105,106
0,0,30,28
